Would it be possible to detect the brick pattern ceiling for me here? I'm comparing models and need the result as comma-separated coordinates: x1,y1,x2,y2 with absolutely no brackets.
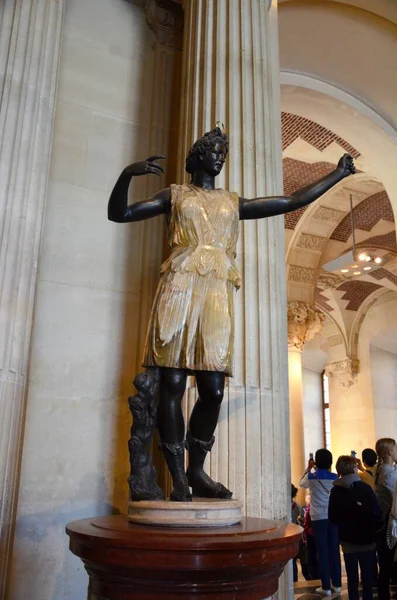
282,112,361,158
282,113,397,315
337,281,382,311
369,268,397,287
355,231,397,252
315,288,334,313
330,191,394,242
284,158,335,229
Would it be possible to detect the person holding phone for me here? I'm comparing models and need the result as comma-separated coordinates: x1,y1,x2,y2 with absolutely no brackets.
300,449,341,596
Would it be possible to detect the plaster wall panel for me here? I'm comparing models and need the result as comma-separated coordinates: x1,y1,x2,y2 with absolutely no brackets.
279,1,397,129
38,182,145,294
8,1,162,599
371,345,397,440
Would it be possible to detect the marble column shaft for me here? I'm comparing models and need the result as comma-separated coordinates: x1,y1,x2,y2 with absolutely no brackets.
288,348,305,503
287,301,324,505
0,0,65,594
179,0,289,532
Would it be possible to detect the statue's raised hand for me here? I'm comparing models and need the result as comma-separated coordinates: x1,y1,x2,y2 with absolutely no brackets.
125,155,166,177
337,153,356,177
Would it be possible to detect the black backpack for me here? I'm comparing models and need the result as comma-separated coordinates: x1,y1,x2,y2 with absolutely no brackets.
343,482,382,542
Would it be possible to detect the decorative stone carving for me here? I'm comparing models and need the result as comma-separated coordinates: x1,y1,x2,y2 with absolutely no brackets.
296,233,327,252
128,368,164,501
325,358,360,388
328,334,343,347
314,206,345,222
145,0,183,48
288,265,315,285
317,269,347,290
287,301,325,350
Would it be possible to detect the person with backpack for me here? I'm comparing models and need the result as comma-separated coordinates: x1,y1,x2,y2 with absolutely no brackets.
329,455,383,600
300,449,341,595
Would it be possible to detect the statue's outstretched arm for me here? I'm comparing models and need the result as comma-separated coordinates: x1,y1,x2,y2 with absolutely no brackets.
108,156,171,223
239,154,355,221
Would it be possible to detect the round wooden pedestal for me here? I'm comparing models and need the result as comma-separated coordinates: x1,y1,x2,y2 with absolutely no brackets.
66,515,301,600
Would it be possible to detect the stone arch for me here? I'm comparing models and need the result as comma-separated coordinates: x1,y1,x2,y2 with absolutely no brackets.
349,287,395,360
280,82,397,222
285,173,386,304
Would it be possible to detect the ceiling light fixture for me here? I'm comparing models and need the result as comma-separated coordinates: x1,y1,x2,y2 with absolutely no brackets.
322,194,391,278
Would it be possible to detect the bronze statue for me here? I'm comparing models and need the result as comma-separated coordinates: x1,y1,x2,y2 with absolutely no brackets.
108,127,355,502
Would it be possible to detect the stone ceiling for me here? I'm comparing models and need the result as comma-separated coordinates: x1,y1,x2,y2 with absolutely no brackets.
283,111,397,360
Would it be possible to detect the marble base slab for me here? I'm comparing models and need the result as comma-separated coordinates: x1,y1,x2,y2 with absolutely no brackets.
128,497,243,527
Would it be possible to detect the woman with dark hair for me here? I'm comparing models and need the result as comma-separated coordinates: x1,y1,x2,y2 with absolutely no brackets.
109,127,355,502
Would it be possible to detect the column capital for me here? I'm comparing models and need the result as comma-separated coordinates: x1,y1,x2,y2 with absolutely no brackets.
287,301,325,351
325,358,360,388
144,0,183,49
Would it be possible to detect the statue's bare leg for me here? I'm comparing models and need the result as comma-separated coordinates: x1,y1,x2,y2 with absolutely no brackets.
157,367,191,501
187,371,232,499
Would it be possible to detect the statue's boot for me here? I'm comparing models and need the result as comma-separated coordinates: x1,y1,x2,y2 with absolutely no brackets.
159,441,192,502
186,432,233,499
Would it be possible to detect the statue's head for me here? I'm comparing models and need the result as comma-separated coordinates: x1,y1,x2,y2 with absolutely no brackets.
185,126,229,177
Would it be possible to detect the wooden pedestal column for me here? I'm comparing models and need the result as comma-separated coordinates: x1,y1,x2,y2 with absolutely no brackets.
66,515,301,600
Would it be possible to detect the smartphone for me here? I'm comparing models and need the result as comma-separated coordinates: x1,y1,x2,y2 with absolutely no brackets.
309,453,314,460
351,450,357,458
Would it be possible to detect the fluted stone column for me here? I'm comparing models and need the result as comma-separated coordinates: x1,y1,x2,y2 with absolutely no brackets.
0,0,65,594
137,0,183,353
139,0,183,495
178,5,290,595
287,302,324,501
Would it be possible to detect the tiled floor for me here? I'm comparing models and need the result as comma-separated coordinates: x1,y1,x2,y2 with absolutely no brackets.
294,578,397,600
294,579,347,600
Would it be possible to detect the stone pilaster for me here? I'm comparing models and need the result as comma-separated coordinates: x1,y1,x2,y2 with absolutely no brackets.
178,7,289,595
325,358,360,388
287,302,324,504
0,0,66,594
138,0,184,496
325,358,365,462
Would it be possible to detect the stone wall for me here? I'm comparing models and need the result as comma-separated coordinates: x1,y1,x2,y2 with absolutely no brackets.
371,346,397,440
8,1,166,598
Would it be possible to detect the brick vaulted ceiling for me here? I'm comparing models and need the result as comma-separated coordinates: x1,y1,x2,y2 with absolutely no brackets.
283,111,397,314
331,191,394,242
281,112,361,158
284,158,335,229
336,281,382,312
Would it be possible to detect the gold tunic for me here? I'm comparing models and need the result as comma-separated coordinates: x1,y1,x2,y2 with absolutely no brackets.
142,184,241,376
